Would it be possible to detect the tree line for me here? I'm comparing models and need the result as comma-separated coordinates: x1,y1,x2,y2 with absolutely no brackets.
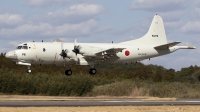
0,53,200,97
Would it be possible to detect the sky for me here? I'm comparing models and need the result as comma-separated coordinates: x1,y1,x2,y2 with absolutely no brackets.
0,0,200,71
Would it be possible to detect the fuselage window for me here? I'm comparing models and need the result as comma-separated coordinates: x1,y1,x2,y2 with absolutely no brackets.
22,46,28,49
16,46,22,49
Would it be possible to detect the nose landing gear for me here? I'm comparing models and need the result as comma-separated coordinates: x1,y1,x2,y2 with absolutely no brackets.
27,66,31,73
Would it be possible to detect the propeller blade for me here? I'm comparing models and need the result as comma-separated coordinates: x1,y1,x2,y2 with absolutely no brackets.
60,43,67,59
61,43,63,49
74,38,77,47
72,38,80,55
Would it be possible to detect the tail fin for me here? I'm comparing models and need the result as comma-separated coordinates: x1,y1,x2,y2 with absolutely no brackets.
120,15,168,46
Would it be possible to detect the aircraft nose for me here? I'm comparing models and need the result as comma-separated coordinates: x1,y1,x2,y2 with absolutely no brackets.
5,51,18,60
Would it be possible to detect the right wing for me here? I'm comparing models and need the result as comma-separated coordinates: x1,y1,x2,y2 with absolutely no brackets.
82,47,126,64
95,48,125,56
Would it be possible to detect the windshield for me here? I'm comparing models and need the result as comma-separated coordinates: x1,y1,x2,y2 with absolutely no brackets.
16,46,28,49
16,46,22,49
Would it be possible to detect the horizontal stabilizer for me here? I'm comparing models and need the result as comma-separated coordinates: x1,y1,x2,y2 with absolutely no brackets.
173,46,196,49
154,42,181,49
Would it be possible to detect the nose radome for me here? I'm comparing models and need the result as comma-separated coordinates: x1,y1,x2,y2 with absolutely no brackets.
5,51,18,60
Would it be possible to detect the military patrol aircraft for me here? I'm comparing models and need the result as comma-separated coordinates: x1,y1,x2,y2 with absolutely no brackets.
5,15,196,75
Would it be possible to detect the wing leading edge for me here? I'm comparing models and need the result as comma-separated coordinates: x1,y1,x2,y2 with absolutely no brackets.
83,47,126,64
95,48,126,56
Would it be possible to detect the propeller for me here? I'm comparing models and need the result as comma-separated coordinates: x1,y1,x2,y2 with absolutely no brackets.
60,42,67,59
72,39,80,55
60,49,67,58
59,40,79,64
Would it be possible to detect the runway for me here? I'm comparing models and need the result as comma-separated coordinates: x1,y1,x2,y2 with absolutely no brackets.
1,99,200,107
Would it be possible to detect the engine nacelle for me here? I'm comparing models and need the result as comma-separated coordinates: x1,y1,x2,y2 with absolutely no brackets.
66,51,77,59
78,45,103,56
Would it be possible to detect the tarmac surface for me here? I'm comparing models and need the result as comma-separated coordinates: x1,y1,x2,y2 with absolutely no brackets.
0,98,200,107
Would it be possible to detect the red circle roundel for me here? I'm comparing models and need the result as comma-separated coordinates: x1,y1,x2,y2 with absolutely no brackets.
125,50,130,56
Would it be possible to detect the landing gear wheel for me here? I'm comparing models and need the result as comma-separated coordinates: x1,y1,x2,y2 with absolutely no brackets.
27,69,31,73
89,68,97,75
65,70,72,76
27,66,31,73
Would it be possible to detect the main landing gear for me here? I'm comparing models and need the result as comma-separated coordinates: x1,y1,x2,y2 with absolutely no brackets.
89,68,97,75
65,69,72,76
65,65,72,76
64,65,97,76
64,67,96,76
89,65,97,75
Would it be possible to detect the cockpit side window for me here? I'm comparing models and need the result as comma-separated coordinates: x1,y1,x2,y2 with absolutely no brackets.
22,46,28,49
16,46,22,49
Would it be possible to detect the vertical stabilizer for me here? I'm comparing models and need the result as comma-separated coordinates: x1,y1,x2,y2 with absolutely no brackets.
120,15,168,46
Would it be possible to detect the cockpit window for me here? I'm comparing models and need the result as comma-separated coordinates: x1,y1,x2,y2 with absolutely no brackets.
22,46,28,49
16,46,22,49
16,46,28,49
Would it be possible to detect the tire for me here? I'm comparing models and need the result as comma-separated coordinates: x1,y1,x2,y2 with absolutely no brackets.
27,69,31,73
65,70,72,76
89,68,97,75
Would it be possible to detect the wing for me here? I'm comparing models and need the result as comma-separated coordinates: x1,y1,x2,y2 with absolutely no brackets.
154,42,181,49
95,48,125,55
84,48,126,64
